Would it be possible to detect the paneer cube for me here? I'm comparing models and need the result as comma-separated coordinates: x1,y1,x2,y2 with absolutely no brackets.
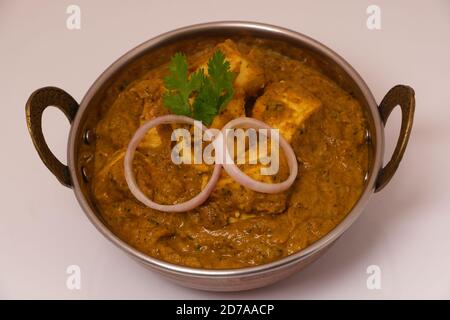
134,77,167,150
252,81,322,142
212,146,289,216
210,95,246,129
213,171,288,216
196,39,266,95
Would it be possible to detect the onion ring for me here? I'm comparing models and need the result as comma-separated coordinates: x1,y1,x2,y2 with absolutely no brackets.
219,117,298,194
124,115,222,212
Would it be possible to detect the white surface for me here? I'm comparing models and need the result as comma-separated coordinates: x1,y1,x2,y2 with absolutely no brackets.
1,0,449,299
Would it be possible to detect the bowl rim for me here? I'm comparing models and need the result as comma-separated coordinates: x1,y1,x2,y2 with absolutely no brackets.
68,21,383,278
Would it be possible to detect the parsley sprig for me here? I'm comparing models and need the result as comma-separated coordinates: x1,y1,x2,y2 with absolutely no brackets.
162,50,234,125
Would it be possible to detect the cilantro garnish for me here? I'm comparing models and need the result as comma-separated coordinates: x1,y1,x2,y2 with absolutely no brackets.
162,50,234,125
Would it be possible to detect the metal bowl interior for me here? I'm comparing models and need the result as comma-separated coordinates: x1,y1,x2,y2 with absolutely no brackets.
67,21,383,290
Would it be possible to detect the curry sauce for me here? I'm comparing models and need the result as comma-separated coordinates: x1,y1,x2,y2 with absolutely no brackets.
92,39,369,269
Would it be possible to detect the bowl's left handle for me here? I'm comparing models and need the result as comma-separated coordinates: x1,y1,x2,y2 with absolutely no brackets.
26,87,79,188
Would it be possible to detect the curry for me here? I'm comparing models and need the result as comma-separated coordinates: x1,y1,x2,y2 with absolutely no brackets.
91,38,369,269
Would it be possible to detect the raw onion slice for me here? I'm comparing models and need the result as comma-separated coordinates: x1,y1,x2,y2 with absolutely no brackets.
124,115,222,212
219,117,298,194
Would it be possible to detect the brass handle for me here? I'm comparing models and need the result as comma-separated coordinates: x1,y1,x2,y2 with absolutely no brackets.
375,85,415,192
26,87,79,187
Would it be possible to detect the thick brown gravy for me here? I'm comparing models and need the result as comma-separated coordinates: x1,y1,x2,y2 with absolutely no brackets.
91,38,369,269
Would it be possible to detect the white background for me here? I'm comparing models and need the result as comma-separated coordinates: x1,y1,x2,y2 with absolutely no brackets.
1,0,449,299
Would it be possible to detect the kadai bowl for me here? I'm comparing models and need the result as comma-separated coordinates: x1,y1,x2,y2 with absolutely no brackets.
26,21,414,291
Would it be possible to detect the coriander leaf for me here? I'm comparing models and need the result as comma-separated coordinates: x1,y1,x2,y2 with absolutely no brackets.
163,52,197,116
164,52,189,92
162,92,190,116
192,80,219,125
192,50,234,125
162,49,235,125
188,69,206,92
206,50,234,112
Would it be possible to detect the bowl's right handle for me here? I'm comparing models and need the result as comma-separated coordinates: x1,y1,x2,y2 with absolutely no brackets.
375,85,415,192
25,87,79,188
